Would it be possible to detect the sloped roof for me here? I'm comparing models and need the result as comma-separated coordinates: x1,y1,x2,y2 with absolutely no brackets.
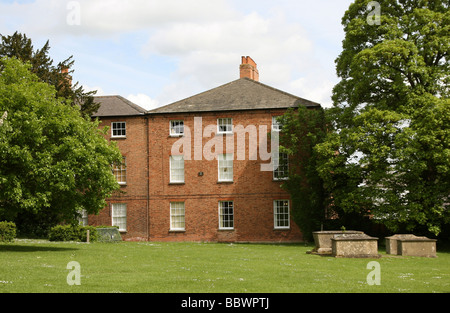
92,95,147,117
148,78,321,114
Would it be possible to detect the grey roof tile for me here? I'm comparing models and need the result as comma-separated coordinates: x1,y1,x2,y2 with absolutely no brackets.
92,78,321,118
148,78,320,114
92,95,147,117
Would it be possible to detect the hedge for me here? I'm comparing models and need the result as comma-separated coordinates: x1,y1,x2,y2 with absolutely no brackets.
0,221,16,243
48,225,98,242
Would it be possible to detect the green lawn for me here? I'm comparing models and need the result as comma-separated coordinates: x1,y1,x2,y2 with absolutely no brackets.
0,239,449,293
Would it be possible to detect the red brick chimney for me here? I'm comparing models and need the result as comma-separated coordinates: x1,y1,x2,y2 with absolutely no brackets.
60,66,72,88
240,56,259,82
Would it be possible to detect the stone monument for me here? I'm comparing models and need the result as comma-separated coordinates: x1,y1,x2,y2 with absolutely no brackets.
312,230,364,255
331,233,380,258
386,234,436,257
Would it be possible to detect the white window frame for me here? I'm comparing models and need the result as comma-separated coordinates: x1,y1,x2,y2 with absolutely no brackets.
113,157,127,185
170,120,184,137
273,152,289,181
272,116,284,132
170,202,185,231
111,122,126,138
218,153,233,182
78,209,88,226
274,200,290,229
170,155,185,183
218,201,234,230
112,203,127,232
217,118,233,134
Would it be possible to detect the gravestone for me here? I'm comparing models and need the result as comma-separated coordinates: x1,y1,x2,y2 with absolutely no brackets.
331,233,380,258
386,234,437,257
312,230,364,255
97,227,122,242
398,237,437,258
385,234,418,255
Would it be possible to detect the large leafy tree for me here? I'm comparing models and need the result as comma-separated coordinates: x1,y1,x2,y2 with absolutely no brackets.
0,32,99,116
0,57,121,234
315,0,449,235
277,106,328,241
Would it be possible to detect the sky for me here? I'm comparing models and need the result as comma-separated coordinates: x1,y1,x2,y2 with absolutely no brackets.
0,0,354,110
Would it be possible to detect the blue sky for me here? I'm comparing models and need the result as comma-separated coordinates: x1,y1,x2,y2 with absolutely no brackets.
0,0,353,109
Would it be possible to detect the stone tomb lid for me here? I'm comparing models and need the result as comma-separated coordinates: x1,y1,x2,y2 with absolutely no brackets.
386,234,436,242
332,233,378,241
312,230,363,234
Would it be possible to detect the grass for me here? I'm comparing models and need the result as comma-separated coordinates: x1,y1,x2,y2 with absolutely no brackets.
0,239,449,293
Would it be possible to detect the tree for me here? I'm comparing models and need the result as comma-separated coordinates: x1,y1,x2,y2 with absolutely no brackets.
0,32,99,116
277,106,328,241
0,57,122,234
315,0,449,235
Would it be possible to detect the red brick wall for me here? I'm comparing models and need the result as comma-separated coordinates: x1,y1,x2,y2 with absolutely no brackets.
91,116,149,241
147,110,303,242
93,110,304,242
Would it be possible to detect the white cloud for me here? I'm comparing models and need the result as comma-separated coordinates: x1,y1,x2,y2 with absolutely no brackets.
0,0,236,38
84,85,106,96
80,0,234,31
289,77,336,109
127,93,160,111
143,10,316,102
0,0,350,108
143,12,275,56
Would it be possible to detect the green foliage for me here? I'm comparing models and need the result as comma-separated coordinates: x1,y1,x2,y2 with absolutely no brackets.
48,224,98,242
0,221,16,242
0,57,122,228
14,206,62,239
0,31,99,116
277,106,328,241
316,0,450,235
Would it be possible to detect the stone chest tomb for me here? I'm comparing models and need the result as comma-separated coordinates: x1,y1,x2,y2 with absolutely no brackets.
312,230,364,255
331,233,380,258
386,234,436,257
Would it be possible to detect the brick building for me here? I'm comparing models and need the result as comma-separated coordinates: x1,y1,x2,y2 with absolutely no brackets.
91,57,321,242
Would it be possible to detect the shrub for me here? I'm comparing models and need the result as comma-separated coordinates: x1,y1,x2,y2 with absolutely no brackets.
0,221,16,242
48,225,75,242
79,226,98,242
48,225,98,242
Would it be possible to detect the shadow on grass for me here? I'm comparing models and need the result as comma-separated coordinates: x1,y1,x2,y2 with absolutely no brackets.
0,244,79,253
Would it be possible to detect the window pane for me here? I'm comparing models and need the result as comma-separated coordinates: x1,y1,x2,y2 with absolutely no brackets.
112,122,126,137
170,120,184,135
170,202,185,230
272,116,283,131
274,200,289,229
78,209,88,226
219,201,234,229
170,155,185,183
112,203,127,231
273,152,289,180
113,157,127,184
218,118,232,133
218,154,233,181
